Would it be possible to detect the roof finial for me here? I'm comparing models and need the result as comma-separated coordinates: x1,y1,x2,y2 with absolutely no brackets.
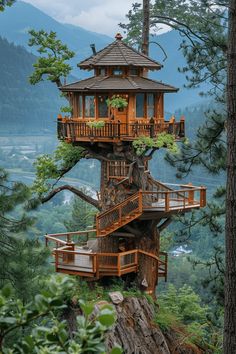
115,33,123,40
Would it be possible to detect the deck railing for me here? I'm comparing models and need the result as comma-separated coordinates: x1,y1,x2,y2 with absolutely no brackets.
52,247,166,279
142,185,207,212
57,118,185,142
45,229,96,248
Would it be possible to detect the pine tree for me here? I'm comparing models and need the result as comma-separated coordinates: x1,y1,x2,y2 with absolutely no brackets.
0,168,48,302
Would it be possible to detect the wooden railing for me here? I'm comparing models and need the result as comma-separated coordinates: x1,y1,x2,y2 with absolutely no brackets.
142,185,207,212
96,191,142,237
107,161,131,180
45,229,96,248
53,247,166,279
57,119,185,142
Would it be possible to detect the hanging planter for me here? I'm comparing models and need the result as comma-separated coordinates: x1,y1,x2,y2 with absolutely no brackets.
106,95,128,110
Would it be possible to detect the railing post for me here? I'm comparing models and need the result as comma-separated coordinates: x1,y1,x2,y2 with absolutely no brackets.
165,193,170,211
55,251,58,271
117,254,121,276
139,190,143,212
200,186,207,207
188,184,194,205
135,250,138,272
96,254,99,278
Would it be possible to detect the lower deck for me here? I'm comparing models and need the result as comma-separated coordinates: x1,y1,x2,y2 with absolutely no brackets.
47,239,167,282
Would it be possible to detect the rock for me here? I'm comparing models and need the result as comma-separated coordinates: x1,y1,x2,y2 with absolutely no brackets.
109,291,124,304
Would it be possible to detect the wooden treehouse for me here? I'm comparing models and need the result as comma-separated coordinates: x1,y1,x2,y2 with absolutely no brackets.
46,34,207,295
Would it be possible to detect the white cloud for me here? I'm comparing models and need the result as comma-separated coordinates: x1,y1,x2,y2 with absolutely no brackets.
22,0,135,35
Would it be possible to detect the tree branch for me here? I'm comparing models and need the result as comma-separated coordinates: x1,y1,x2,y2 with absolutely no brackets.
41,185,100,210
158,218,172,232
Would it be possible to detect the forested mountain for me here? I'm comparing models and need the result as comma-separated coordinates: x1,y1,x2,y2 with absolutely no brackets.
0,37,62,134
0,1,210,110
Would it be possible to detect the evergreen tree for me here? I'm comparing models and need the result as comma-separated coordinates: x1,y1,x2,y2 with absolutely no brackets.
64,193,96,232
0,168,48,302
121,1,236,351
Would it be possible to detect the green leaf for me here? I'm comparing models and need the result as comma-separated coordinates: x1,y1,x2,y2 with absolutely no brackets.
79,300,94,316
110,346,123,354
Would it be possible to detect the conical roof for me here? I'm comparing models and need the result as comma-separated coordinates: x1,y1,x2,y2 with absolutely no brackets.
78,33,162,70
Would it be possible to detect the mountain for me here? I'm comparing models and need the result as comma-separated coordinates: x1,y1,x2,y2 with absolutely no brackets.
0,1,210,111
0,1,111,80
0,37,62,134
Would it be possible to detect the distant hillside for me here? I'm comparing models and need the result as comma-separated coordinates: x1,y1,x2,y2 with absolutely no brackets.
0,2,210,110
0,37,62,135
0,1,111,80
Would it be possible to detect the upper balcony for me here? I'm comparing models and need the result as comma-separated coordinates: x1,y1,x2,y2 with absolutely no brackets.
57,117,185,143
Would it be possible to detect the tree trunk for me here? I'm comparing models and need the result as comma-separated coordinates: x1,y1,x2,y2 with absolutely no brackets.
223,1,236,352
85,142,162,294
142,0,150,56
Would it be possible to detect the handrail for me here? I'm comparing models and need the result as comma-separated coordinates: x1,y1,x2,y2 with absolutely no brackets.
97,191,140,219
45,235,68,246
46,229,96,238
96,191,142,236
58,118,185,141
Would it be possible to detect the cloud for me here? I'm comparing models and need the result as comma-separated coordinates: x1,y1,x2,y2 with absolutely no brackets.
22,0,135,35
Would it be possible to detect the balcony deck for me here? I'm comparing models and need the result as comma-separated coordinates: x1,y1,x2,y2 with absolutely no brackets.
45,232,168,281
57,118,185,143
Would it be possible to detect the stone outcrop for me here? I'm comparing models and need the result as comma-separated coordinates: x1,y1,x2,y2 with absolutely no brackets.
105,297,204,354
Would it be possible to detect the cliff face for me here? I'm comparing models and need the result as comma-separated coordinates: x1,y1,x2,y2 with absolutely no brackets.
105,297,204,354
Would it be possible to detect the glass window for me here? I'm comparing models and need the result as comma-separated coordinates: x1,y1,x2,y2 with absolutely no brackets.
99,68,106,76
136,93,145,118
78,95,83,117
130,68,138,76
147,93,154,118
98,95,108,118
85,95,95,118
113,69,123,76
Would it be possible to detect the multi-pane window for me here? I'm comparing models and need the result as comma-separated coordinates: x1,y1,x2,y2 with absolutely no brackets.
136,93,145,118
85,95,95,118
98,95,108,118
135,93,155,118
130,68,139,76
78,95,83,117
147,93,154,118
113,68,123,76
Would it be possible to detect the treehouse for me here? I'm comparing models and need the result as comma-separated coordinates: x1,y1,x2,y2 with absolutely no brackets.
46,34,207,295
58,33,185,143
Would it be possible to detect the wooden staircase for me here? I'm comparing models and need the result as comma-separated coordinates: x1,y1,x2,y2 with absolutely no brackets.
96,191,142,237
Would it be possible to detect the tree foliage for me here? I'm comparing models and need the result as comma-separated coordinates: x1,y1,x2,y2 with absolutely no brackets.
0,0,15,12
33,142,85,196
28,30,75,87
0,275,121,354
0,168,48,301
132,133,178,156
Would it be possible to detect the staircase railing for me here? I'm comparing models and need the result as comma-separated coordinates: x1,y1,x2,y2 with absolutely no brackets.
96,191,142,237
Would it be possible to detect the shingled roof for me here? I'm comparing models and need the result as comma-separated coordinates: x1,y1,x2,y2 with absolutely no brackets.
78,33,162,70
60,76,178,93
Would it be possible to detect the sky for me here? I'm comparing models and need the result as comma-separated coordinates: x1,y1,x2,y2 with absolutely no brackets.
22,0,137,35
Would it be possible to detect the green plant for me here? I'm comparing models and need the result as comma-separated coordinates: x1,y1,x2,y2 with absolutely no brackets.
132,133,178,156
106,95,128,109
86,120,105,129
60,106,73,115
0,275,122,354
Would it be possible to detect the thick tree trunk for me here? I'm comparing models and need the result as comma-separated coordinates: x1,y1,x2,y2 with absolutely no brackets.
87,142,161,293
224,1,236,352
